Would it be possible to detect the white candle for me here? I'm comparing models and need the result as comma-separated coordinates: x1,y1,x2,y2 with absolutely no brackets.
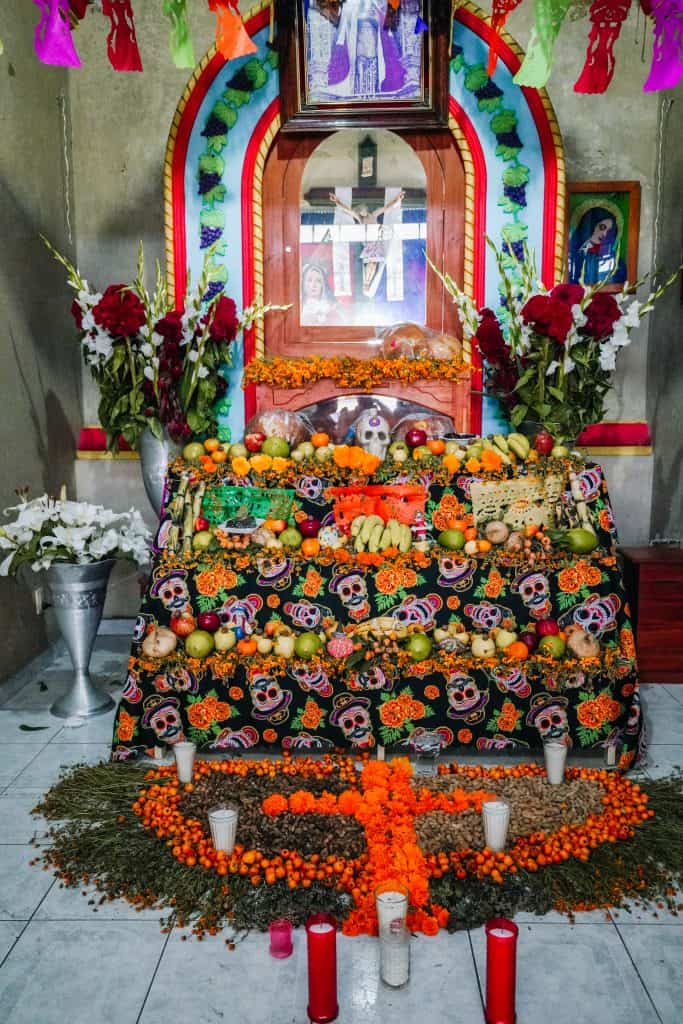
375,889,408,934
173,741,196,783
309,922,334,934
208,806,238,853
482,800,510,853
544,741,568,785
377,745,386,761
490,926,515,938
379,934,410,988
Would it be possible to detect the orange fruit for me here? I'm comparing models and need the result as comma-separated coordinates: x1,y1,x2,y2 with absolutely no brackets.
477,539,492,553
427,439,445,455
211,449,228,464
464,527,477,541
237,638,257,656
311,432,330,448
505,642,530,661
204,438,220,452
301,538,320,558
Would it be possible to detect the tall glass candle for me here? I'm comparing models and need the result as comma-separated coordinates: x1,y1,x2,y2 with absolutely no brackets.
173,741,196,783
208,805,238,853
543,740,567,785
306,913,338,1023
482,800,510,853
375,884,410,988
485,917,518,1024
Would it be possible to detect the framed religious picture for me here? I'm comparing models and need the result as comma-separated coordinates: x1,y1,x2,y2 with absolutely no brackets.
277,0,450,132
566,181,641,292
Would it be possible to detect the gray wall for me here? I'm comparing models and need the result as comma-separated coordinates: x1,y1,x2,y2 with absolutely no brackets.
0,10,82,679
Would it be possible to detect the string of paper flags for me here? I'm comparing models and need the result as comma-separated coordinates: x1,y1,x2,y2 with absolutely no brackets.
17,0,683,93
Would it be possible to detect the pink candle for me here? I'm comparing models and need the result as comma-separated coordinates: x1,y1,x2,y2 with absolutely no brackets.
306,914,338,1023
269,918,293,959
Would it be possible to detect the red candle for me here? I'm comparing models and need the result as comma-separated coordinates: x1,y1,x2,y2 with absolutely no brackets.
485,917,518,1024
305,913,338,1023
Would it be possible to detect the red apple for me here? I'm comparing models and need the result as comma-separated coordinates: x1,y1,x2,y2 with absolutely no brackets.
299,517,321,538
194,516,209,532
536,618,559,636
170,612,196,637
197,611,221,633
405,428,428,449
244,431,266,453
534,431,554,456
519,631,538,652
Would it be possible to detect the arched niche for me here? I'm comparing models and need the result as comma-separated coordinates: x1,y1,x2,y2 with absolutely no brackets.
165,0,566,442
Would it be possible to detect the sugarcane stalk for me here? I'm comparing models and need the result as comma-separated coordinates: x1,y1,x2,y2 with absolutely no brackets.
192,481,206,525
568,471,596,534
171,473,189,523
182,486,195,556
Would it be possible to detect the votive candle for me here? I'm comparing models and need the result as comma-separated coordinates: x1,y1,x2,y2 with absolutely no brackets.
208,805,238,853
375,885,410,988
482,800,510,853
543,740,568,785
269,918,293,959
173,741,196,783
485,917,518,1024
306,913,338,1023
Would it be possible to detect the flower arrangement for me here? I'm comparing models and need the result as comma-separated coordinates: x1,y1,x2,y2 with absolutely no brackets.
431,244,680,440
0,494,151,576
44,239,281,450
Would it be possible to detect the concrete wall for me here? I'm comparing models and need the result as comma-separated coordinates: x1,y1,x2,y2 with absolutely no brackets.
0,10,82,680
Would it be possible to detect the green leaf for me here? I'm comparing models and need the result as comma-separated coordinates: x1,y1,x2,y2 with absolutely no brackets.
495,144,522,161
186,409,205,433
490,109,518,134
478,96,503,113
464,64,489,92
502,165,530,187
510,404,528,426
147,417,163,441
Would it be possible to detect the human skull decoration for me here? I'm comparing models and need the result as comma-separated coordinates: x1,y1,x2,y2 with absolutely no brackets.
287,663,333,698
511,571,552,620
354,406,390,461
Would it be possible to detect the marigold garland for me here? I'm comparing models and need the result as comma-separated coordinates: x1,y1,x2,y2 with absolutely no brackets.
242,355,471,392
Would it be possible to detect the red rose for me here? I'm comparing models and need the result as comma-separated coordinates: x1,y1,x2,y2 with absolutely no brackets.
70,298,84,330
583,292,621,340
154,310,184,344
476,308,508,360
521,294,573,345
209,295,238,342
93,284,146,337
550,283,585,307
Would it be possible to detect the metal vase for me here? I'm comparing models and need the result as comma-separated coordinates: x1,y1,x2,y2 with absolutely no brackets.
139,427,183,519
47,560,116,719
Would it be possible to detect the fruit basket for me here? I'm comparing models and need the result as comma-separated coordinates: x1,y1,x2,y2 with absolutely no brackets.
202,486,295,526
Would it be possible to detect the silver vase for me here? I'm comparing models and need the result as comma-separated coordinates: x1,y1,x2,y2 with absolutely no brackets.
47,560,116,719
138,427,183,519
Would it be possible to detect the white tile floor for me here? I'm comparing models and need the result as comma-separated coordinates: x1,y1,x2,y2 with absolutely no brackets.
0,636,680,1024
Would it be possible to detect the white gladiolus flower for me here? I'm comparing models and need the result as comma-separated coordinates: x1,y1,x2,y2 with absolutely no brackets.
571,304,587,328
197,365,209,378
140,324,150,338
546,360,560,376
141,342,154,358
151,332,163,348
187,349,199,363
143,366,155,380
599,342,618,371
563,353,575,374
622,304,641,329
81,310,96,332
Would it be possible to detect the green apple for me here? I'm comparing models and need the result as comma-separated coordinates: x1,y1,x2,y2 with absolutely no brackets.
405,632,433,661
279,527,303,549
229,442,248,458
315,445,334,462
182,442,205,462
388,441,409,462
294,632,322,659
551,444,571,458
185,630,215,658
291,449,306,463
214,627,237,652
438,529,465,551
274,634,295,659
192,530,215,552
261,436,290,458
494,628,518,650
538,635,567,658
471,635,496,658
298,441,315,458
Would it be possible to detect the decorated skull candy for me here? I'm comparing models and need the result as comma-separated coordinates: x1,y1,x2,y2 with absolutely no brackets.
354,406,390,460
329,571,370,621
526,694,570,742
150,570,191,615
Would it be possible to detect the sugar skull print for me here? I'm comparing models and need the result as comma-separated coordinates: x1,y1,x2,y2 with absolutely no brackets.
446,673,490,723
256,554,293,590
152,667,198,695
150,570,191,615
133,612,155,642
121,670,142,704
329,693,375,748
287,663,333,698
526,695,570,743
391,594,443,630
477,735,528,752
219,594,263,634
512,571,552,620
209,725,259,752
294,475,325,503
488,665,531,699
141,695,185,745
248,673,293,723
350,666,392,691
464,601,514,631
282,732,334,752
329,571,370,622
558,594,620,637
397,726,453,753
284,600,333,630
437,556,477,591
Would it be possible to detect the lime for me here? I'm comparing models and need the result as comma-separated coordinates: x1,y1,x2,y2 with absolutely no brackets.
261,436,290,458
438,529,466,551
294,632,322,659
564,529,598,554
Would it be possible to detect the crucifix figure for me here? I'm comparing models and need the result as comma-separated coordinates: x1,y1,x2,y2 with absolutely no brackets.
328,189,405,296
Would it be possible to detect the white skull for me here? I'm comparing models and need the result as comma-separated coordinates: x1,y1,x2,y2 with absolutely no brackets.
355,406,390,460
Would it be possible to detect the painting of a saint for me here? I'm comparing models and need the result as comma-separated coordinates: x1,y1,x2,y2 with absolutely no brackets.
568,205,626,286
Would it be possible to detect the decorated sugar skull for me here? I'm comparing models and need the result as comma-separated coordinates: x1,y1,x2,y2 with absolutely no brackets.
354,406,390,460
218,594,263,634
330,693,375,748
512,571,552,620
329,571,370,622
121,670,142,704
248,672,293,723
446,673,489,722
153,667,198,694
295,475,325,503
284,600,333,630
437,555,477,590
287,663,333,698
210,725,259,751
391,594,443,629
559,594,620,637
282,732,334,752
488,665,531,699
133,612,155,642
575,466,603,501
397,726,453,753
456,474,479,498
141,694,185,744
526,694,569,742
563,670,586,690
464,601,513,632
354,666,392,691
256,554,293,590
151,569,191,615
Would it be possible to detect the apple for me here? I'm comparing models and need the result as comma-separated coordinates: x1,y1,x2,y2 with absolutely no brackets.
538,635,566,658
388,441,409,462
444,441,466,457
299,517,321,538
229,442,248,458
294,632,323,659
192,530,214,552
184,630,215,658
315,445,334,462
256,635,273,655
537,618,560,637
471,635,496,658
244,431,266,453
291,449,306,463
438,529,465,551
142,626,177,658
405,428,428,449
412,445,431,460
274,634,295,659
534,431,554,456
194,517,210,533
519,631,539,652
279,527,303,549
170,612,196,638
494,628,518,650
214,627,237,652
197,611,221,633
298,441,315,458
405,632,433,662
183,442,205,463
261,436,290,458
551,444,571,458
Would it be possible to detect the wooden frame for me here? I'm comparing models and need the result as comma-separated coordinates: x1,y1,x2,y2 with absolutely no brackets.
278,0,450,133
566,181,640,293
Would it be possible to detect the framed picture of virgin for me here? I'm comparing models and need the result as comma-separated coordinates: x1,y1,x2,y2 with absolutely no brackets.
278,0,450,132
566,181,641,293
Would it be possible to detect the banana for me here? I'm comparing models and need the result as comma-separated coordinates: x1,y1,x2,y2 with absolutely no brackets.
398,524,412,552
379,526,393,550
388,518,401,547
351,515,366,538
354,535,366,553
507,433,531,460
359,514,383,544
368,522,385,552
493,434,509,453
